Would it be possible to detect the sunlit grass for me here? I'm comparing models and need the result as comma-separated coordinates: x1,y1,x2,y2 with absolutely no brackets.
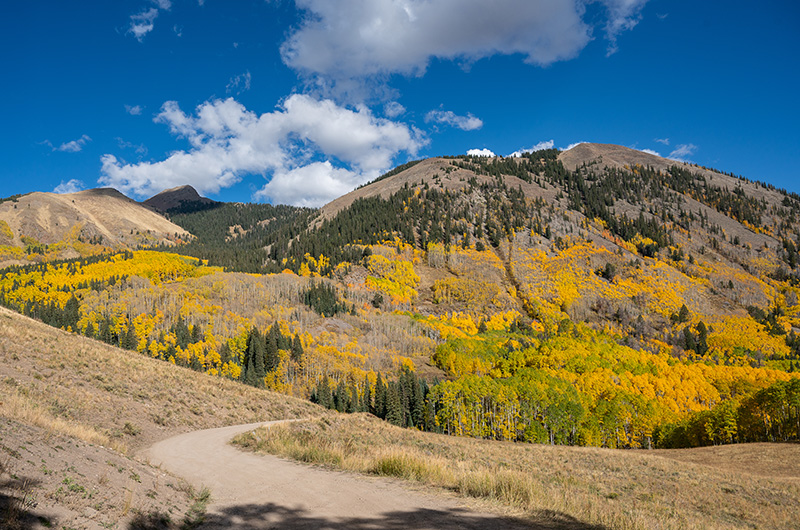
235,413,800,530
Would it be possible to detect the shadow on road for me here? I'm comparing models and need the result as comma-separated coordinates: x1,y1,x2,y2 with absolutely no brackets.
187,502,609,530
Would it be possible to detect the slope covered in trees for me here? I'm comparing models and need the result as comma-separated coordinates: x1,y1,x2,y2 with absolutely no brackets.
2,143,800,451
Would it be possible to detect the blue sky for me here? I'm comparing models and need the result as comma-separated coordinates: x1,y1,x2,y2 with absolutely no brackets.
1,0,798,206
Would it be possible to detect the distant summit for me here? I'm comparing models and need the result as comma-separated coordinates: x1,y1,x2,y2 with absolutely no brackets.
143,185,217,214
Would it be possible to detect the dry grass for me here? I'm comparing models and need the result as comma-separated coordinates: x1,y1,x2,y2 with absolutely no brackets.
235,413,800,530
0,306,325,453
0,384,125,452
0,305,327,528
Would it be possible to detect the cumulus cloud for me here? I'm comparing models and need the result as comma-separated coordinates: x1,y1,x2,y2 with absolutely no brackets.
99,95,426,206
425,110,483,131
508,139,555,157
226,71,252,95
256,162,362,207
669,143,697,161
125,104,143,115
281,0,649,85
53,179,85,194
467,148,496,157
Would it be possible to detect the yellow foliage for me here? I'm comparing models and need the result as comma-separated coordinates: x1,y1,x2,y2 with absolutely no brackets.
365,254,419,304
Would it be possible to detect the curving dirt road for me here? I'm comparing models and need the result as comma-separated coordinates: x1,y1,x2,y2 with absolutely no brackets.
144,420,536,529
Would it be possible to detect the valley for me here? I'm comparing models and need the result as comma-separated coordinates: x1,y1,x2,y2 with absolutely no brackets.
1,143,799,528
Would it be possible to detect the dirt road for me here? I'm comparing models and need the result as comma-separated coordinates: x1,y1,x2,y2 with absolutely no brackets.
144,421,536,529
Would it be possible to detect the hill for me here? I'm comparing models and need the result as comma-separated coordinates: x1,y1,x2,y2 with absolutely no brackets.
143,184,217,214
0,188,189,266
0,305,321,528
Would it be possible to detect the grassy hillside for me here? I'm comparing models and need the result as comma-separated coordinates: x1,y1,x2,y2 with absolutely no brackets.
0,305,323,528
235,414,800,530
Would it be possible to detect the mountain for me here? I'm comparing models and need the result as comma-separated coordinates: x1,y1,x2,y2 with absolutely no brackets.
142,184,217,214
0,187,189,265
1,142,798,455
1,142,798,529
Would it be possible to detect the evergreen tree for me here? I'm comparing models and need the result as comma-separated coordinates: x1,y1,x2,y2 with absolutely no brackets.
683,326,697,353
121,326,137,350
362,376,372,413
696,321,709,356
291,333,304,363
374,374,387,418
63,294,80,331
674,304,691,323
265,324,280,372
244,327,265,387
98,318,112,343
334,379,348,412
385,382,404,426
348,384,359,413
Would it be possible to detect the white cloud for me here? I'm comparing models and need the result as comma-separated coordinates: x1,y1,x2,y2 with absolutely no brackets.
467,148,496,157
563,141,588,151
54,135,91,153
128,0,172,42
638,148,661,156
384,101,406,118
425,110,483,131
256,162,360,207
654,137,670,145
125,104,143,115
602,0,648,56
226,71,252,95
129,8,160,41
508,139,555,157
53,179,85,194
281,0,649,86
99,95,426,206
669,143,698,161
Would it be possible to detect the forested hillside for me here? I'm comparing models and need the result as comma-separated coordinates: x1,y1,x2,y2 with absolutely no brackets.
2,143,799,451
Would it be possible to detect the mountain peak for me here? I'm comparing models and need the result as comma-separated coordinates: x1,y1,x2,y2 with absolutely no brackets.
143,185,216,214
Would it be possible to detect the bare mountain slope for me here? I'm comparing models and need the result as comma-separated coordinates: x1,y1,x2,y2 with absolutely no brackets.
0,187,188,263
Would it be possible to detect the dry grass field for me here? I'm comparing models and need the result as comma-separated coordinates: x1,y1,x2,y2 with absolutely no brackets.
236,414,800,530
